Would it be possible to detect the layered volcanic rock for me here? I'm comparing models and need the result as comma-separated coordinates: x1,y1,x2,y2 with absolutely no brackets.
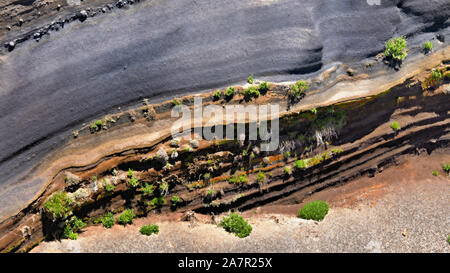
0,0,449,252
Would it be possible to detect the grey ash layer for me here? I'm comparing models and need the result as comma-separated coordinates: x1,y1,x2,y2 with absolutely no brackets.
0,0,449,219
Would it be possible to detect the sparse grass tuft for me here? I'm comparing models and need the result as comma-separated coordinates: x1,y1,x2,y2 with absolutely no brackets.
294,159,307,170
424,41,433,52
247,74,254,84
44,192,73,220
432,171,439,176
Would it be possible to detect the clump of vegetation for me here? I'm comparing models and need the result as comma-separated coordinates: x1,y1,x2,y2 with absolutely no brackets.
247,74,254,84
228,173,248,185
284,166,292,175
331,147,343,156
63,216,86,240
384,36,407,62
242,86,260,99
432,170,439,176
127,168,140,188
104,180,115,192
225,87,235,100
141,183,155,196
100,212,115,228
390,121,400,131
44,192,74,220
151,197,166,207
218,213,252,238
423,67,446,89
289,80,309,100
140,224,159,236
207,188,216,196
117,209,135,225
213,90,221,101
443,163,450,174
256,170,266,184
298,200,329,221
258,81,269,93
424,41,433,52
171,195,180,206
172,98,182,106
294,159,307,170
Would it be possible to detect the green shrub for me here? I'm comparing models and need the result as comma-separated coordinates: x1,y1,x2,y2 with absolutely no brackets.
100,212,115,228
242,86,260,99
213,91,221,100
44,192,73,219
432,171,439,176
385,36,407,61
63,216,86,240
141,183,155,196
294,159,307,170
390,121,400,131
140,224,159,236
95,120,103,127
284,166,292,175
424,41,433,52
443,164,450,173
171,195,180,206
172,98,182,106
447,235,450,245
259,81,269,93
105,181,115,192
207,188,216,196
247,74,254,84
225,87,235,99
431,68,443,81
90,123,98,131
228,173,248,184
117,209,135,225
218,213,252,238
298,200,329,221
256,170,266,184
290,80,309,98
151,197,166,207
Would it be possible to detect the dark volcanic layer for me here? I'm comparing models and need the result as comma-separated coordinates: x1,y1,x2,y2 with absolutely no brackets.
0,0,449,216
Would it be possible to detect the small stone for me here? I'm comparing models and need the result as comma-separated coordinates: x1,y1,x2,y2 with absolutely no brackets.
157,147,169,162
190,139,199,149
78,10,88,21
346,68,354,76
263,157,270,165
6,25,11,31
73,188,90,201
102,7,107,13
19,18,24,25
8,41,15,50
402,229,408,237
436,33,445,43
57,4,61,10
170,150,178,159
170,139,180,148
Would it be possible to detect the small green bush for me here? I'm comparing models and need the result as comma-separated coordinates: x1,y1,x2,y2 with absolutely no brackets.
432,171,439,176
44,192,73,219
141,183,155,196
95,120,103,127
171,195,180,206
385,36,407,61
117,209,135,225
247,74,254,84
225,87,235,99
284,166,292,175
242,86,260,99
256,170,266,184
259,81,269,93
218,213,252,238
140,224,159,236
424,41,433,52
390,121,400,131
105,182,115,192
298,200,329,221
443,164,450,173
172,98,182,106
294,159,307,170
63,216,86,240
229,173,248,184
151,197,166,207
290,80,309,98
213,91,221,100
101,212,115,228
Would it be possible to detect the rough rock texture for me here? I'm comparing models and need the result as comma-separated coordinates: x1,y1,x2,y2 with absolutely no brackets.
0,0,449,194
